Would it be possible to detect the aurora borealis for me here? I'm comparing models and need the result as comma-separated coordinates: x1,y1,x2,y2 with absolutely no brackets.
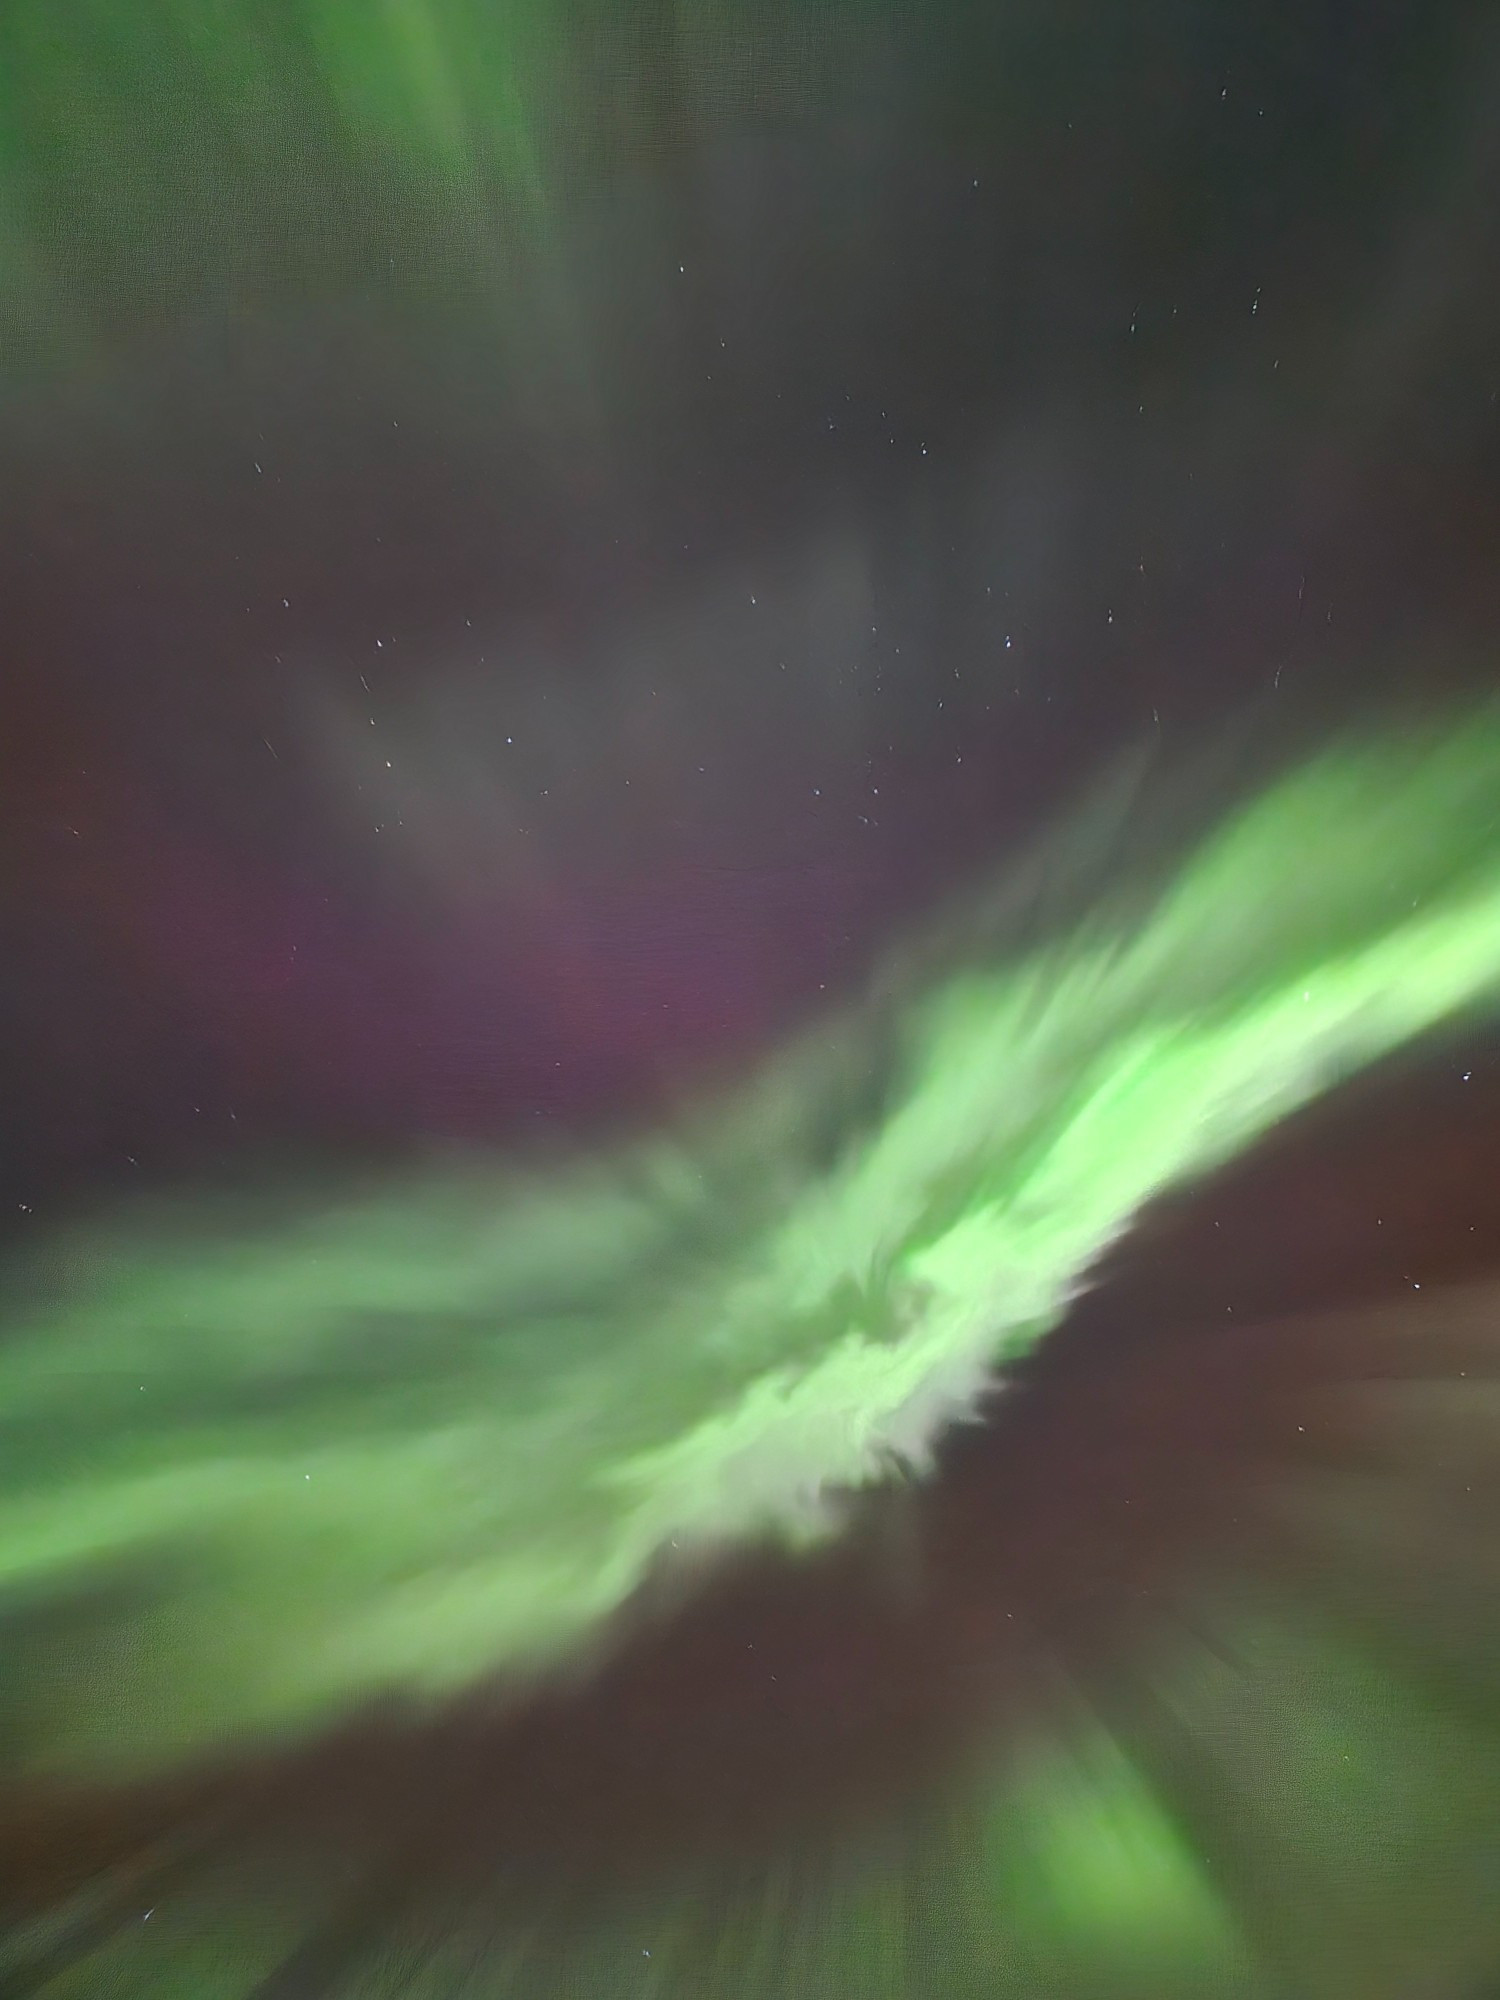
4,712,1500,1786
4,1,1500,1996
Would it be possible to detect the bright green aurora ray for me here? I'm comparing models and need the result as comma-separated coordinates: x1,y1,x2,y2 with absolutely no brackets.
0,0,874,372
3,709,1500,1782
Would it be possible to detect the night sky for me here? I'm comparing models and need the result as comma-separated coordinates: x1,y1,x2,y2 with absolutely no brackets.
4,3,1500,1995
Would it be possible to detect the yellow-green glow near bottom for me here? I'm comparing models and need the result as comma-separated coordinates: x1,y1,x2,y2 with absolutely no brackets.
3,709,1500,1780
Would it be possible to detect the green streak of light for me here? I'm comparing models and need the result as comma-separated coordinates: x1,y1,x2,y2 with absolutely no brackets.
2,711,1500,1778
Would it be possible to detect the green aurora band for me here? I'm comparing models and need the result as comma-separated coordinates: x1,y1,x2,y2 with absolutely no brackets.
0,0,873,373
4,709,1500,1783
